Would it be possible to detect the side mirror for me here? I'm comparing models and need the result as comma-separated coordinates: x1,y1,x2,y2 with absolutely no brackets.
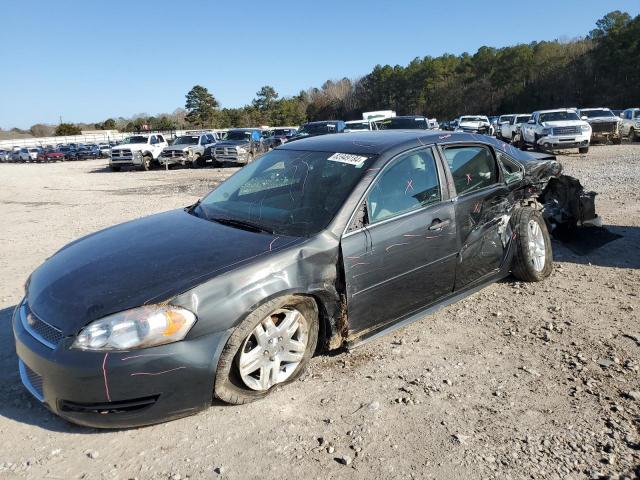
581,116,588,121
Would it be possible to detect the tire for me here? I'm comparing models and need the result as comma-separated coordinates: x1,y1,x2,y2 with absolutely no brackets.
578,147,589,154
140,155,152,171
511,207,553,282
214,295,319,405
110,166,121,172
630,128,638,142
192,154,204,168
612,136,622,145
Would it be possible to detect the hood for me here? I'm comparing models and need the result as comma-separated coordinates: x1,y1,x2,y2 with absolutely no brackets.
163,145,191,152
112,143,148,151
216,140,249,147
27,209,300,335
541,120,587,128
586,117,620,123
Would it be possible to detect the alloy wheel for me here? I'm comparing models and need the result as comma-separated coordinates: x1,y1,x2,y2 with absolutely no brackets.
238,308,309,391
528,219,546,272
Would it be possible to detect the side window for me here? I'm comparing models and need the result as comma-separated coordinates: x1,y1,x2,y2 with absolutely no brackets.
443,145,498,195
150,136,157,145
367,148,441,224
496,151,524,185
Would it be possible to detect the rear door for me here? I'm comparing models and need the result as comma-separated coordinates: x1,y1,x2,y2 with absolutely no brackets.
438,143,512,290
341,146,458,336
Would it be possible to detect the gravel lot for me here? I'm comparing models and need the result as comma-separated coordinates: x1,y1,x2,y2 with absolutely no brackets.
0,144,639,480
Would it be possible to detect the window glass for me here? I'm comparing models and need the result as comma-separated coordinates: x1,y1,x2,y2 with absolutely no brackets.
496,151,523,185
443,146,498,195
367,149,440,223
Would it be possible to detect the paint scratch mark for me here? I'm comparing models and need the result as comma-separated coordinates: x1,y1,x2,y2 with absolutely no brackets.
439,134,451,140
349,262,370,269
404,179,414,194
385,242,409,252
102,353,111,402
121,353,174,361
130,367,187,377
269,237,280,252
403,233,422,237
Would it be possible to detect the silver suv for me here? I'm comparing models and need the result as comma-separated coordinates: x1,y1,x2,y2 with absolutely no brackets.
158,133,219,168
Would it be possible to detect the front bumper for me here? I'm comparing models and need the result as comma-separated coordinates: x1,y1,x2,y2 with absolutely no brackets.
537,133,590,150
13,303,231,428
158,154,191,166
110,151,144,167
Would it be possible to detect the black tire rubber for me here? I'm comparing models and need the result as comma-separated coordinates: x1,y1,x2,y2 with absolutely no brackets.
612,136,622,145
192,154,204,168
140,155,152,171
630,128,638,142
214,295,319,405
510,207,553,282
578,147,589,154
110,166,121,172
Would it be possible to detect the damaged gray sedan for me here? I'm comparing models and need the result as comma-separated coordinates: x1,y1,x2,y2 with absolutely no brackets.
14,131,596,428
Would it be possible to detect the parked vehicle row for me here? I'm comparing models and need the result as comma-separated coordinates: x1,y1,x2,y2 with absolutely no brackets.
0,142,114,163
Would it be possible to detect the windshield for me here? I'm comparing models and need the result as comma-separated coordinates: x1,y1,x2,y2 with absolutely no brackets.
515,115,531,124
192,149,376,236
224,131,252,141
378,117,428,130
539,111,580,122
582,110,615,118
634,111,640,118
122,136,148,144
345,122,369,131
173,136,199,145
499,116,515,123
297,124,335,135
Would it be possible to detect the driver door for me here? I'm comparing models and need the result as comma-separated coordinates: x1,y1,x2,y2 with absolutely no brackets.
341,147,458,336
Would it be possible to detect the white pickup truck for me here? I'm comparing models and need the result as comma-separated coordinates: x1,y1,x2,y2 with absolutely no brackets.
109,134,168,171
500,114,531,142
620,108,640,142
520,109,591,154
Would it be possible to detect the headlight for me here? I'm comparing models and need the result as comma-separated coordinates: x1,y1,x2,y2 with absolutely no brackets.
237,147,247,153
542,128,552,136
72,305,196,351
581,124,591,133
635,121,640,128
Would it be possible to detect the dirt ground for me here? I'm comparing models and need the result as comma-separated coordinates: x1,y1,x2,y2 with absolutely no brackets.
0,145,639,480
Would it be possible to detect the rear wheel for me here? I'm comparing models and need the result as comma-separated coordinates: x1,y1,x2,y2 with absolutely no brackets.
214,295,318,405
511,207,553,282
192,154,204,168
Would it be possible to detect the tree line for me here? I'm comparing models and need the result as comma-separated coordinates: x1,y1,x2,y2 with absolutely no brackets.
4,10,637,137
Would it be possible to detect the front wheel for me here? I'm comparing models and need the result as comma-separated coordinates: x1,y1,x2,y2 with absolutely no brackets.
630,128,638,142
578,146,589,154
214,295,319,405
511,207,553,282
140,155,152,171
110,166,121,172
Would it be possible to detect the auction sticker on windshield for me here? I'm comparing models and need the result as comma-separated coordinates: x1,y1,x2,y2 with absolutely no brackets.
327,152,368,167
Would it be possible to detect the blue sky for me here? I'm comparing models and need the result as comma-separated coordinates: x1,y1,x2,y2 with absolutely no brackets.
1,0,638,129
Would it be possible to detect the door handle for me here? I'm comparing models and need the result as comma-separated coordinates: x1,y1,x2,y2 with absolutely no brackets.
428,219,451,231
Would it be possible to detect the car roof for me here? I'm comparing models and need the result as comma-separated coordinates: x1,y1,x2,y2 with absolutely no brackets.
579,107,610,111
279,130,521,156
535,109,576,114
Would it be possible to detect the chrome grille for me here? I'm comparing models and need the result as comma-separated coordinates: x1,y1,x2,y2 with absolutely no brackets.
19,360,44,402
214,146,237,156
20,304,63,349
111,149,132,158
552,126,580,135
162,150,186,158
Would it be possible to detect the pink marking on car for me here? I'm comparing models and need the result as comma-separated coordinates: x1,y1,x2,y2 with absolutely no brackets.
466,173,472,185
120,353,174,361
102,353,111,402
269,237,280,252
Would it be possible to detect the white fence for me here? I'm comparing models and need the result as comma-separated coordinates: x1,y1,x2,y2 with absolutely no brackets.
0,129,230,150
